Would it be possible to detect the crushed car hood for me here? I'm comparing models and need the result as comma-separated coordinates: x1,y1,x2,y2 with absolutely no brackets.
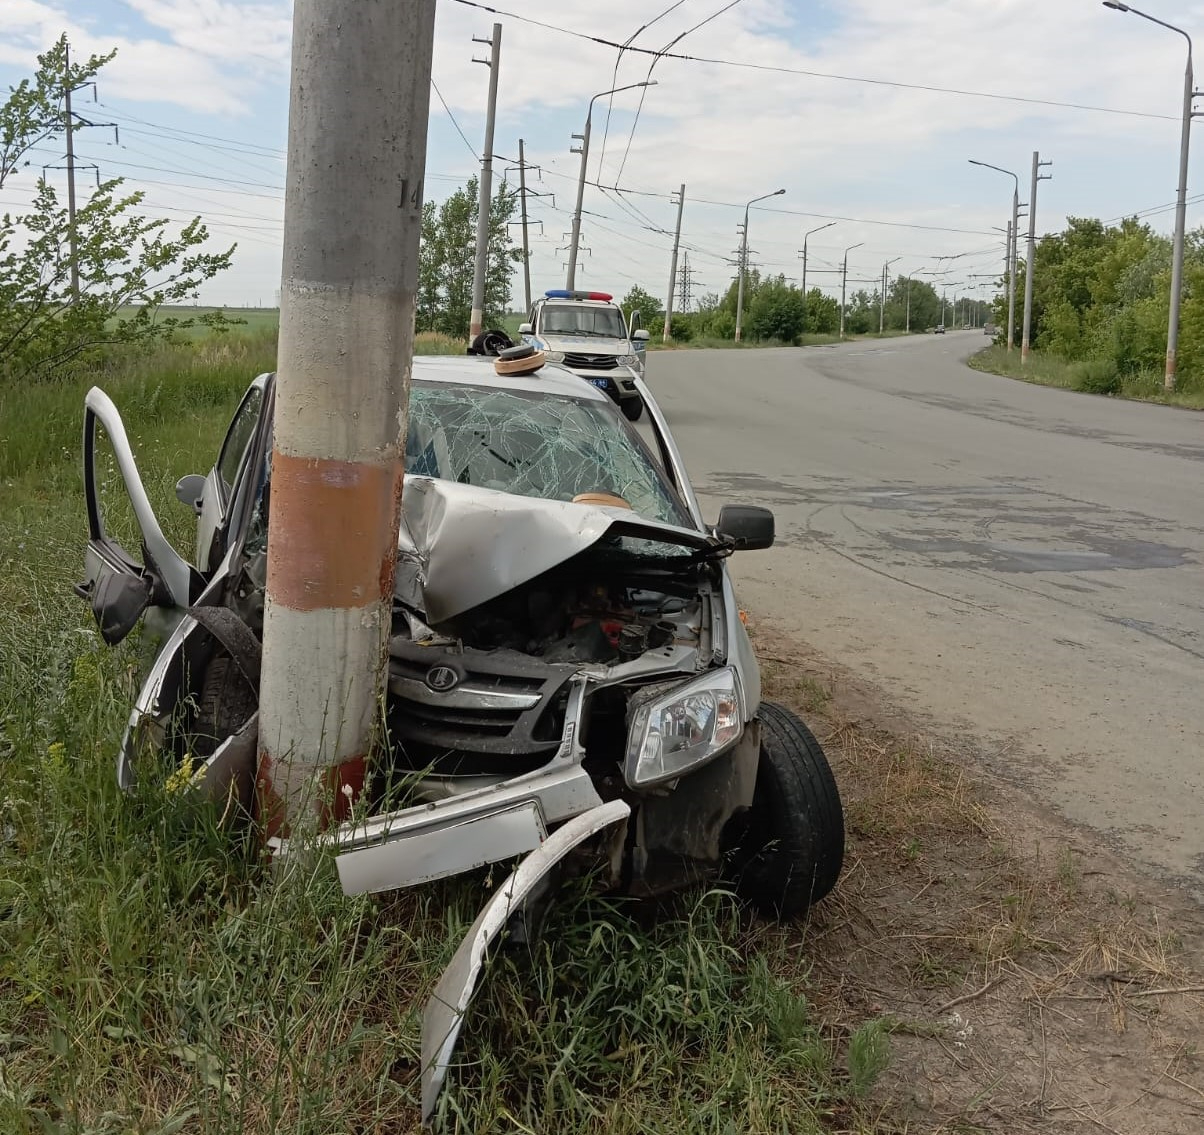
395,477,712,623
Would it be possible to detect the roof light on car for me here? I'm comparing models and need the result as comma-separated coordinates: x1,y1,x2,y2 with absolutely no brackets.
543,289,613,302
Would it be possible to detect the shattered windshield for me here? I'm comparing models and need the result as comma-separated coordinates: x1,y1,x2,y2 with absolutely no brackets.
540,304,626,338
406,381,689,527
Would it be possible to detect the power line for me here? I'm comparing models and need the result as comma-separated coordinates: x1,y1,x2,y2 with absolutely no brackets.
614,0,745,184
430,78,479,161
594,0,686,180
448,0,1177,122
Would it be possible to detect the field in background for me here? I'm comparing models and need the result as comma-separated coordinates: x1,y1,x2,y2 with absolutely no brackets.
2,329,1201,1132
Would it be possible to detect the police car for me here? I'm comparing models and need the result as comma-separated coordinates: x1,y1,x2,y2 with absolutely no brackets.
519,289,650,421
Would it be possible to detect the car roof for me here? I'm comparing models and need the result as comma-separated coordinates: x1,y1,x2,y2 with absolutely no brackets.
410,353,612,403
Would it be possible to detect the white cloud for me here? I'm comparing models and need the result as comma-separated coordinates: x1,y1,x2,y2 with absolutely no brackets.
8,0,1204,304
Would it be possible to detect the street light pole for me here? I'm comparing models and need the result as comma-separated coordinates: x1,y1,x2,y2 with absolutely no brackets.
1103,2,1196,390
798,221,835,333
840,242,863,340
879,256,901,332
1021,150,1053,365
734,187,785,342
566,80,656,290
970,159,1025,351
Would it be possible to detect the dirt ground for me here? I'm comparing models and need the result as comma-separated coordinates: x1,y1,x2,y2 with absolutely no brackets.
754,619,1204,1134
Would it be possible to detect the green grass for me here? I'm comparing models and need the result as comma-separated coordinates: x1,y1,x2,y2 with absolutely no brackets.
969,344,1204,409
0,334,884,1133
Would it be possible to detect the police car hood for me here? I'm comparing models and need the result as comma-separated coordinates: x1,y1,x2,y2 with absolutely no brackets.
394,476,712,623
538,331,629,354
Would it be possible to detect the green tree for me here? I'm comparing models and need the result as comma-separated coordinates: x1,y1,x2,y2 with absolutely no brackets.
620,284,662,331
747,274,805,342
1,35,115,191
803,288,839,334
416,177,520,337
0,41,235,382
887,276,939,331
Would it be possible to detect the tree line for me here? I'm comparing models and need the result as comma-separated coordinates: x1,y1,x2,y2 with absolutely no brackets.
1003,216,1204,393
622,272,986,344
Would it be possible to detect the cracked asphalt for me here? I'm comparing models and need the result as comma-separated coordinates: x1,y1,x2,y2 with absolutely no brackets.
646,333,1204,895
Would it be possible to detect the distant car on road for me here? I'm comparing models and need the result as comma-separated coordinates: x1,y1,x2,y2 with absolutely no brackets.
984,322,997,337
934,325,946,335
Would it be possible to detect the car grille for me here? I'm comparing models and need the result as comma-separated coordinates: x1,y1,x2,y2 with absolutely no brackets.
387,637,574,770
563,352,619,370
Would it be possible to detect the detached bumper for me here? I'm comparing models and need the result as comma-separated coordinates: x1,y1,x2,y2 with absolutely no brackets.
317,759,604,894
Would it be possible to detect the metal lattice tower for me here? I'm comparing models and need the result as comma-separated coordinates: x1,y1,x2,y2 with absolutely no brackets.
676,251,697,312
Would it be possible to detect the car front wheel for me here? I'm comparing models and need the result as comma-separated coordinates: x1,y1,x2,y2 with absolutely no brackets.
723,701,844,919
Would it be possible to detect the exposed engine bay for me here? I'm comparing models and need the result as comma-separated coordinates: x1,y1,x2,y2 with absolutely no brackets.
386,540,717,797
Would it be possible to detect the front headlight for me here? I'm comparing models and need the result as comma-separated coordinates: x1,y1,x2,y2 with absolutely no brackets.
624,668,743,788
544,350,565,363
618,353,638,366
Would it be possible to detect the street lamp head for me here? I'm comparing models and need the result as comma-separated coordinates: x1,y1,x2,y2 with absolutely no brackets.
773,188,785,196
1102,1,1130,11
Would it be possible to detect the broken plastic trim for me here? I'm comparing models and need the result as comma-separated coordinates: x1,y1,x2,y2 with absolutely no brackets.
420,798,631,1125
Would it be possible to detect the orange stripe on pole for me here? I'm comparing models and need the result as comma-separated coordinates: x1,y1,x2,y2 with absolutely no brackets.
267,451,402,611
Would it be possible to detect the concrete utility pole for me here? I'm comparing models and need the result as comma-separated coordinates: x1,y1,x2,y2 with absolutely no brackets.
567,81,655,289
469,23,501,342
259,0,436,839
1102,2,1199,390
517,138,532,314
662,184,686,341
879,256,900,333
63,43,79,303
840,241,863,339
1021,150,1053,365
735,187,785,341
798,222,835,333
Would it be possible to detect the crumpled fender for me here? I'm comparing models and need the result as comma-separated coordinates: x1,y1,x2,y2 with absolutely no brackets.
420,798,631,1124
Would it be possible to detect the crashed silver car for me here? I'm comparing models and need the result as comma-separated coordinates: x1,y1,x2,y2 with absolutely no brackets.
76,354,844,1120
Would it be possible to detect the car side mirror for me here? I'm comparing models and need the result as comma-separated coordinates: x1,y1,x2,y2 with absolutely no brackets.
518,322,533,335
176,473,206,516
633,329,650,341
715,504,774,551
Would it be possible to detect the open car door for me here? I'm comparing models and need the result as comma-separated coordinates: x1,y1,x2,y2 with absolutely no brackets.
76,387,198,645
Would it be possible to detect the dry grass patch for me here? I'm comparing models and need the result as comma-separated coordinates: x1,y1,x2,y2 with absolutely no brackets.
753,621,1204,1134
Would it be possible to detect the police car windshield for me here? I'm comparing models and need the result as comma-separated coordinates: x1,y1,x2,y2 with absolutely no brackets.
541,304,626,338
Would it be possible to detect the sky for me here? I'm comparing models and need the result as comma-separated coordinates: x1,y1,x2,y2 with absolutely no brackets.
3,0,1204,311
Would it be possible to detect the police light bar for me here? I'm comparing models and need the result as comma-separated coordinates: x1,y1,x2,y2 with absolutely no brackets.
544,289,613,302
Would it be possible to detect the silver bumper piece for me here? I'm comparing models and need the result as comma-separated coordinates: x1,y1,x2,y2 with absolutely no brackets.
337,799,547,895
420,798,631,1125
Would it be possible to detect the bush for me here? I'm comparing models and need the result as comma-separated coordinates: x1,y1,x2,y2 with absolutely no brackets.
668,314,693,342
1072,358,1121,395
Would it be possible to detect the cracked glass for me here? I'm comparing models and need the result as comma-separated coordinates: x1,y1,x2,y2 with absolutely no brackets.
406,382,689,526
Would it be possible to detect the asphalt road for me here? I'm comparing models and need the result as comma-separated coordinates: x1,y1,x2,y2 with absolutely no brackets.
647,333,1204,895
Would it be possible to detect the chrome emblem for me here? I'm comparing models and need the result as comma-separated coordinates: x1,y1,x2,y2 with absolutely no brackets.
425,665,460,692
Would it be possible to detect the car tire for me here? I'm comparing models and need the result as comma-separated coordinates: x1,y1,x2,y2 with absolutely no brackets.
192,654,257,758
723,701,844,919
621,397,644,422
469,329,514,357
